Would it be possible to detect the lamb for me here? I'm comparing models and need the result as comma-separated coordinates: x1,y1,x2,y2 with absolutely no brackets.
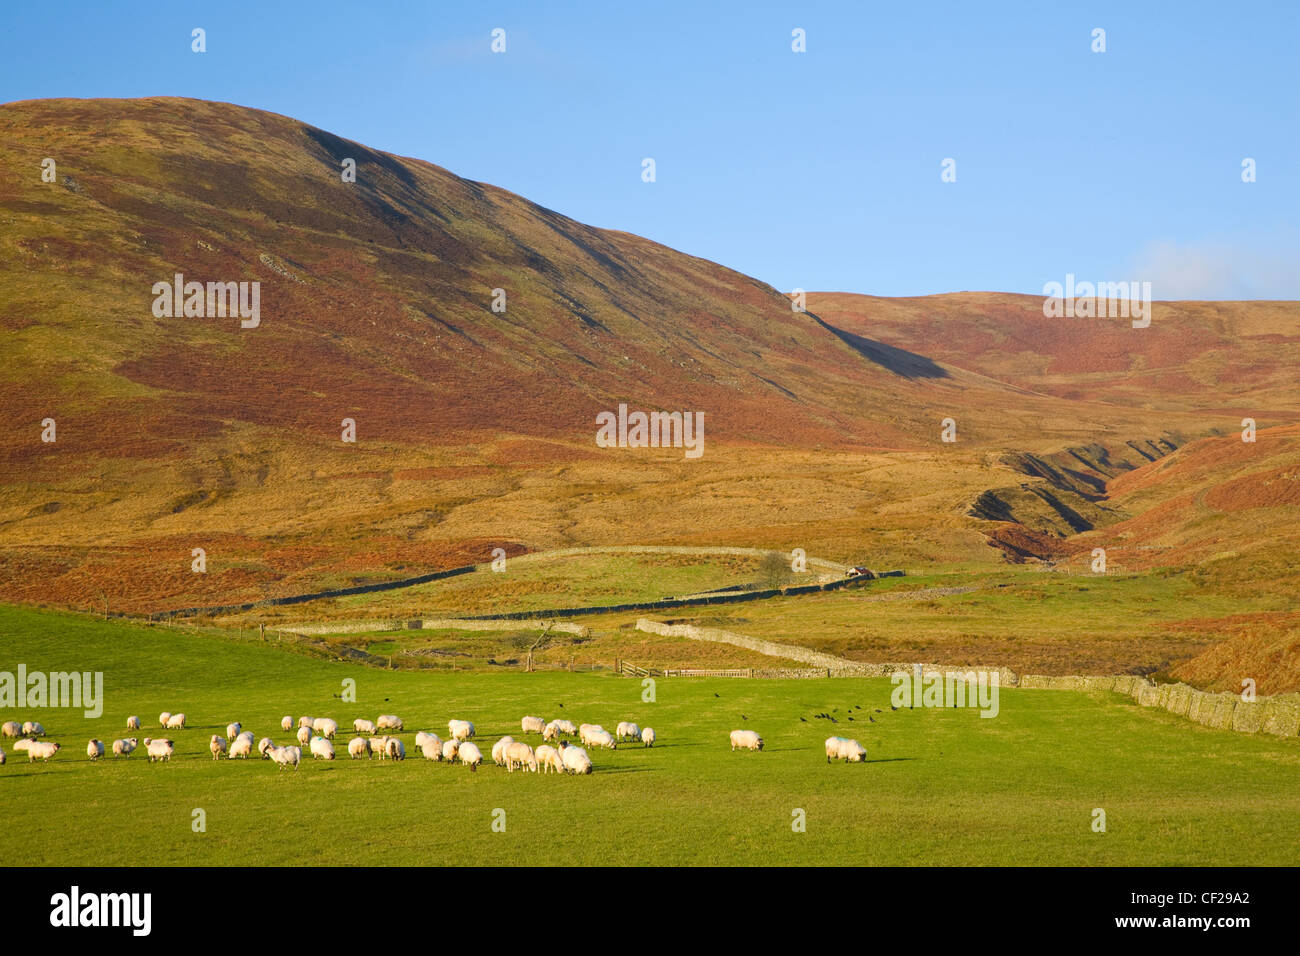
126,715,140,730
87,739,105,760
385,738,405,761
447,719,474,741
559,742,592,775
310,736,336,761
504,741,537,773
228,735,254,759
298,716,314,731
1,721,19,738
281,715,295,732
312,717,338,739
354,718,377,735
143,738,174,762
210,735,228,759
491,735,515,766
441,739,459,762
535,744,564,774
825,736,866,763
269,744,301,770
520,715,546,735
641,727,656,748
23,721,45,737
377,714,403,731
112,738,138,757
457,742,483,771
226,722,241,740
296,726,313,748
730,730,763,752
616,721,640,741
27,740,61,762
165,713,187,730
372,735,390,759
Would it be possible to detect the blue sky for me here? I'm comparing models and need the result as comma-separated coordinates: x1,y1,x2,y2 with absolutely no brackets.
2,1,1296,298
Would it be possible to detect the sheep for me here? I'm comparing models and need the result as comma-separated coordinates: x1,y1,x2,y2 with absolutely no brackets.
641,727,656,748
616,721,640,741
553,719,577,736
542,722,561,742
312,717,338,740
165,713,187,730
825,736,866,763
27,740,61,762
0,746,4,765
1,721,19,738
158,712,171,728
349,737,370,759
112,738,138,757
296,726,313,748
457,742,483,771
491,735,515,766
441,739,459,762
371,735,390,759
256,736,273,758
310,736,336,761
729,730,763,752
143,738,174,762
504,741,537,773
226,722,241,740
587,729,617,750
281,715,295,732
269,744,301,770
228,735,254,759
521,715,546,735
13,738,32,752
87,739,105,760
126,715,140,730
377,714,403,731
447,719,474,741
578,723,605,747
354,718,377,735
210,735,227,759
298,716,314,731
415,731,438,750
385,738,405,761
535,744,564,774
23,721,45,737
419,738,443,761
559,742,592,775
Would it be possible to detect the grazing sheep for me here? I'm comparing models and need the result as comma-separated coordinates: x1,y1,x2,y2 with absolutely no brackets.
86,739,104,760
348,737,370,759
210,735,228,759
587,729,617,750
310,736,336,761
553,719,577,736
415,731,437,750
441,739,459,763
0,746,5,765
377,714,403,731
504,741,537,773
256,736,274,758
458,742,483,771
281,715,295,732
298,716,314,731
385,738,405,761
27,740,61,762
226,722,241,740
825,736,866,763
354,718,377,735
491,736,515,766
616,721,640,741
23,721,45,737
578,723,606,747
13,739,32,752
641,727,656,748
559,742,592,775
296,726,313,748
535,744,564,774
312,717,338,740
228,735,254,759
542,722,561,742
521,715,546,735
158,712,171,728
447,719,474,741
371,735,389,759
126,715,140,730
1,721,20,738
419,738,443,761
269,745,301,770
165,713,187,730
112,738,138,757
143,738,174,762
730,730,763,752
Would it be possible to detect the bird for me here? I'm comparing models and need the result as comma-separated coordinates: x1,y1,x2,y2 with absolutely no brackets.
890,706,897,711
557,703,564,708
799,717,807,722
847,717,854,721
869,716,875,723
741,714,748,721
874,709,881,713
714,693,720,698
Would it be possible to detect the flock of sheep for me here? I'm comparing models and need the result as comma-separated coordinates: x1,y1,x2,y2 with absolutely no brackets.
2,715,869,769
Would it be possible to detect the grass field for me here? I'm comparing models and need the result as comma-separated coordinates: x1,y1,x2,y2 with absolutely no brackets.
3,605,1298,866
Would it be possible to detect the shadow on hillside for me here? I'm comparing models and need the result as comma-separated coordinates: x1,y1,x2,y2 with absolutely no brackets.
864,757,918,764
811,315,949,380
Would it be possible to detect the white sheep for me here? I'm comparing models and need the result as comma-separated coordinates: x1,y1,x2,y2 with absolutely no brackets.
296,726,313,747
616,721,640,741
86,739,104,760
228,735,254,759
588,729,617,750
641,727,656,747
27,740,61,762
505,741,537,773
165,713,187,730
269,744,301,770
386,738,405,761
23,721,45,737
112,738,138,757
578,723,605,747
312,717,338,739
348,736,370,759
825,736,866,763
310,736,336,760
457,742,483,771
447,719,474,741
730,730,763,752
143,738,174,762
542,722,560,742
553,719,577,735
559,742,592,775
0,746,4,765
211,735,228,759
521,715,546,735
491,736,515,766
1,721,20,738
415,731,437,750
354,718,377,735
441,739,459,762
377,714,403,731
158,712,171,728
535,744,564,774
226,722,241,740
298,716,314,730
256,736,273,758
281,715,295,732
13,739,32,752
372,735,390,759
126,716,140,731
419,738,443,761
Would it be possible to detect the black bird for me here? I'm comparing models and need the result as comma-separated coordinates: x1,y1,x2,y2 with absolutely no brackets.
869,716,875,723
741,714,748,721
875,709,882,713
714,693,720,698
557,703,563,708
799,717,807,722
847,717,854,721
890,706,897,711
855,705,862,710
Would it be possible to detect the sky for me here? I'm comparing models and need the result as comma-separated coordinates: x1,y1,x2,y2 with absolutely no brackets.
2,1,1296,299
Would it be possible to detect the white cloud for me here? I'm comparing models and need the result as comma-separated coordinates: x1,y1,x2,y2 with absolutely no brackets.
1129,237,1300,300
